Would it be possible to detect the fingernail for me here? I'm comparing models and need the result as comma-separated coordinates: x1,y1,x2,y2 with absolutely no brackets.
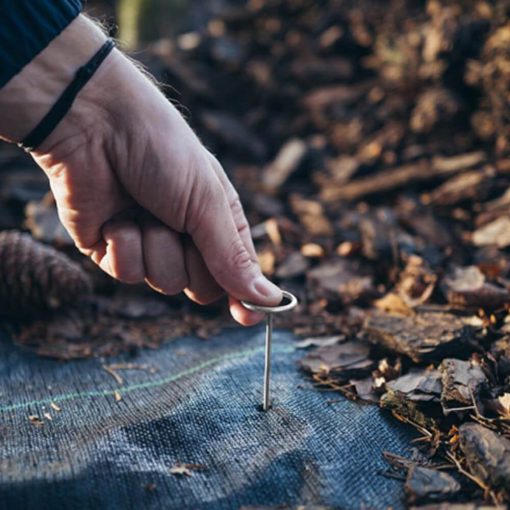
253,275,282,303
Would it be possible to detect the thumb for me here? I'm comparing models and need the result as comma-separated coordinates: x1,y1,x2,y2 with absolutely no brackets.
188,174,282,306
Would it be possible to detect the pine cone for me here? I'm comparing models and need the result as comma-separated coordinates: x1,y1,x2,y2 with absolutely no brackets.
0,231,93,317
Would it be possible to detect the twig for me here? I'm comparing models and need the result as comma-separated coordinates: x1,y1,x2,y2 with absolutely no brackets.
445,451,497,504
392,411,433,438
102,365,123,385
442,404,476,415
102,363,157,386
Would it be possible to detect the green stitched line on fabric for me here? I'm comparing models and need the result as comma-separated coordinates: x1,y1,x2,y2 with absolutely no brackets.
0,344,296,413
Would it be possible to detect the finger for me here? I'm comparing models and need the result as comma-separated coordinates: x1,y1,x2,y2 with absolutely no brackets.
229,296,265,326
206,154,279,322
187,168,282,306
101,219,145,283
141,218,188,295
207,154,258,260
119,137,281,306
183,236,223,305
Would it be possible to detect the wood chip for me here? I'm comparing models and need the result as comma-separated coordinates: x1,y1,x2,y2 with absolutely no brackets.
169,463,206,477
322,152,485,202
262,139,307,191
459,423,510,490
472,216,510,248
441,266,510,309
300,243,324,258
295,335,344,349
28,415,44,427
365,311,481,362
50,402,61,412
440,358,487,410
386,368,442,403
301,341,373,377
405,465,461,503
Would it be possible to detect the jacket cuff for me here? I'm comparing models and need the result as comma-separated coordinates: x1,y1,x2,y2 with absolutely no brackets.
0,0,82,88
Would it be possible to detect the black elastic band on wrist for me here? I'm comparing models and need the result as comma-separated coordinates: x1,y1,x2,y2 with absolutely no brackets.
19,39,115,152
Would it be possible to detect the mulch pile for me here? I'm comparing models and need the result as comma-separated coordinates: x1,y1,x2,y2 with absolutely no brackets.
1,0,510,506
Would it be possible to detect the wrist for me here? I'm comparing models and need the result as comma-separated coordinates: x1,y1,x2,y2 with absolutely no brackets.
36,43,180,163
0,15,107,143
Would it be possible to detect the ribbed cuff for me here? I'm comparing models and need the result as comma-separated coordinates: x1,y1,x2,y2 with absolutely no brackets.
0,0,82,88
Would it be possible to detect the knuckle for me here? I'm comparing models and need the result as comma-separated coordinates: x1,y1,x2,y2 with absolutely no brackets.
229,238,254,272
229,195,250,231
229,194,243,215
236,217,250,235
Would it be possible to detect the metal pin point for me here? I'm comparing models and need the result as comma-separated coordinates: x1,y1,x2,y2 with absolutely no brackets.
241,290,298,411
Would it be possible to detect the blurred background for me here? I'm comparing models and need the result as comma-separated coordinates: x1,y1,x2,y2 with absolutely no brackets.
85,0,246,49
1,0,510,358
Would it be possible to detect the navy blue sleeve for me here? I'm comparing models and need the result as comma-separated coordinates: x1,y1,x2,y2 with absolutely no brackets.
0,0,82,88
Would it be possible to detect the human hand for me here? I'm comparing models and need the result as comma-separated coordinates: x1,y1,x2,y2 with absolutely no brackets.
0,16,281,325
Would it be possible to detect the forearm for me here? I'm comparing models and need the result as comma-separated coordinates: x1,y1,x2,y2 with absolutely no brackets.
0,15,107,144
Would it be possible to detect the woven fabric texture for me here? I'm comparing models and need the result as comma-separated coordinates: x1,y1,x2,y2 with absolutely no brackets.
0,327,414,509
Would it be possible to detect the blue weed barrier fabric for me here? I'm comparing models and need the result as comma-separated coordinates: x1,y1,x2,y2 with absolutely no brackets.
0,327,415,509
